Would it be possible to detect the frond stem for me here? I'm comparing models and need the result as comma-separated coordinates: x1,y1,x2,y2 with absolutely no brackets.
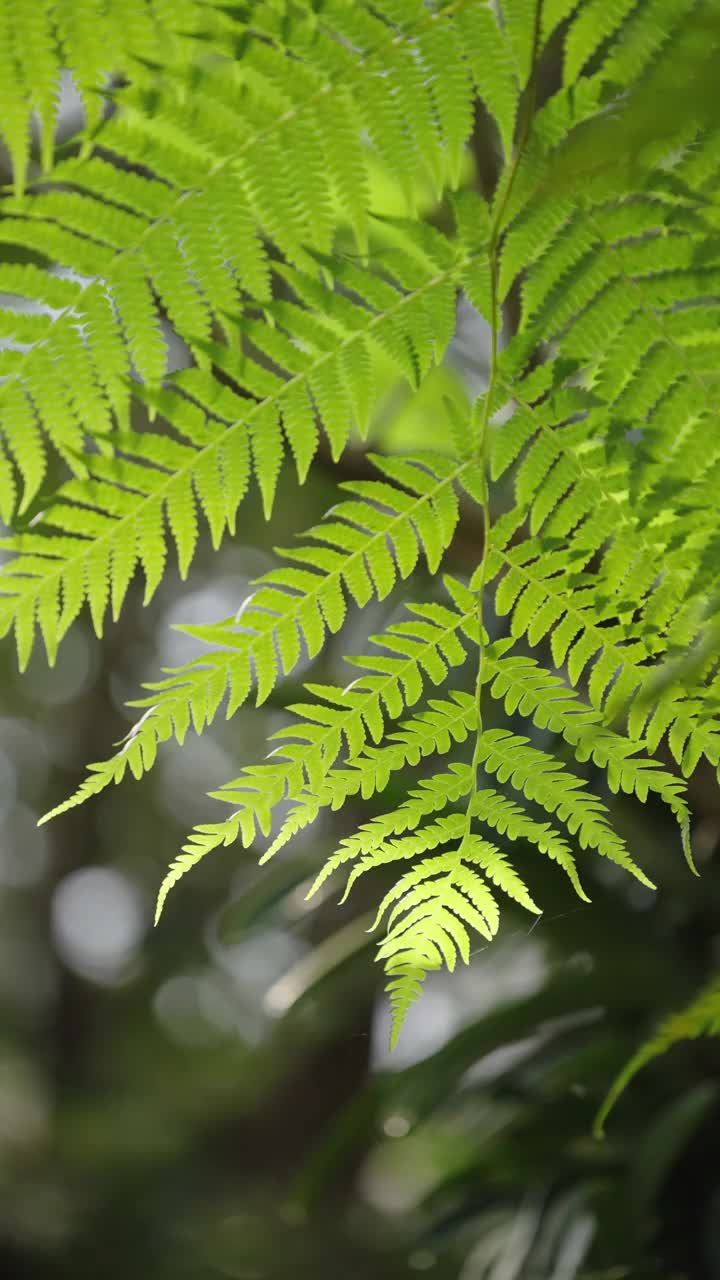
459,0,544,858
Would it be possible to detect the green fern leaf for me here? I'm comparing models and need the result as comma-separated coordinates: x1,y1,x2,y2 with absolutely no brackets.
3,0,719,1050
563,0,639,85
456,2,520,161
595,977,720,1136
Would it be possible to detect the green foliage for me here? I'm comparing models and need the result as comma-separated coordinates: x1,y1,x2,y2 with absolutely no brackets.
2,0,719,1049
596,977,720,1135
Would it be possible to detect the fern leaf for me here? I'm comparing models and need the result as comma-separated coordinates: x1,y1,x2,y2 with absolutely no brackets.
4,0,720,1051
474,728,654,888
155,690,480,922
42,466,472,817
484,654,693,866
112,261,167,390
502,0,541,88
374,850,500,1043
416,24,473,189
0,212,482,666
595,977,720,1136
456,2,520,161
0,0,486,545
0,28,29,193
312,764,474,900
463,835,542,916
563,0,639,86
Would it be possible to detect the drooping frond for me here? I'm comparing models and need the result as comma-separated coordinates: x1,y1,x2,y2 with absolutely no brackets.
0,0,232,189
153,578,480,878
40,463,474,818
0,0,517,540
483,349,720,779
324,778,587,908
482,655,694,866
0,392,250,668
376,842,502,1047
595,976,720,1136
310,764,477,899
154,688,480,925
6,0,718,1047
470,728,653,885
159,658,665,923
0,222,483,667
309,645,695,912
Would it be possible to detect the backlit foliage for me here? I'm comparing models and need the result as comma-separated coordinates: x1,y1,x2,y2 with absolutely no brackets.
1,0,719,1049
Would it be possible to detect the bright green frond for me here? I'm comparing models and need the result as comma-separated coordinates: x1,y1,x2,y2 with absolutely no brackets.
2,0,717,1049
474,728,654,887
0,217,481,666
155,689,480,923
41,470,472,818
374,847,501,1043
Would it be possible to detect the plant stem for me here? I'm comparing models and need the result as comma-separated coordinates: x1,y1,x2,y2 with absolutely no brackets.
459,0,544,856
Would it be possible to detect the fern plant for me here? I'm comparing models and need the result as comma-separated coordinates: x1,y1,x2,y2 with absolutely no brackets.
2,0,719,1049
594,975,720,1136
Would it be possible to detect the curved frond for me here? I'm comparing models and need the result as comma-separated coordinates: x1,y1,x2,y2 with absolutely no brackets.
0,0,502,519
595,977,720,1135
155,688,480,924
41,469,472,819
2,226,482,667
3,0,718,1048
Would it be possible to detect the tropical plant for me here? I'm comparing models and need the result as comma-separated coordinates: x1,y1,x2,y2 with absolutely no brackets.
596,974,720,1135
1,0,719,1050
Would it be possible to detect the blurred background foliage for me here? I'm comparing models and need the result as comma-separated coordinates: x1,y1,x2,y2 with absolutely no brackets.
2,17,720,1280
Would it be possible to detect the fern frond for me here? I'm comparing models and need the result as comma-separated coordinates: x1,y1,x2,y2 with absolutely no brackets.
0,0,233,187
159,678,655,939
469,790,588,902
595,976,720,1136
2,219,482,666
463,834,542,915
484,655,694,867
0,0,493,319
41,464,473,819
0,402,249,668
0,0,498,556
563,0,639,86
332,783,585,908
483,352,720,777
5,0,719,1051
455,5,519,164
384,957,436,1051
311,763,476,900
472,728,654,887
155,689,480,922
373,839,508,1045
209,594,479,857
